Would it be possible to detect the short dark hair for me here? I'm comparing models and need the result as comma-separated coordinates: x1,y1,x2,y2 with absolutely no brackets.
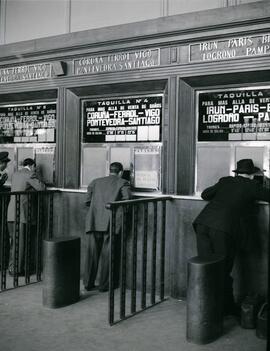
23,158,36,167
109,162,123,174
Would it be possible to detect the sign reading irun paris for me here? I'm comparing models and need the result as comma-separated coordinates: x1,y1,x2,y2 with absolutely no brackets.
74,49,160,75
198,88,270,141
190,33,270,62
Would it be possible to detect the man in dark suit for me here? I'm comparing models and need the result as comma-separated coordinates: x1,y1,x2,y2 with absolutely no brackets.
7,158,46,275
193,159,270,316
83,162,131,292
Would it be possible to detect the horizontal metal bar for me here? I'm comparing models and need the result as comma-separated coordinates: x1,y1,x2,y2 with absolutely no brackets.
106,196,172,209
0,190,60,196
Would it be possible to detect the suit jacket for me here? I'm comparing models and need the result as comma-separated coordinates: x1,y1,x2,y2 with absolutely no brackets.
7,168,46,223
85,174,131,234
193,176,270,249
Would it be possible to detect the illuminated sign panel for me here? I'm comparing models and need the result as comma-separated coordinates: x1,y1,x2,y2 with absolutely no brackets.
0,102,56,143
82,95,162,143
198,88,270,141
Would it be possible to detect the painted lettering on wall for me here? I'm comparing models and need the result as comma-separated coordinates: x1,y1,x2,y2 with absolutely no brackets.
190,34,270,62
74,49,160,75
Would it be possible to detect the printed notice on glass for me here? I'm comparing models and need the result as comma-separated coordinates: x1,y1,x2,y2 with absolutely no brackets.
82,95,162,143
198,88,270,141
0,102,57,144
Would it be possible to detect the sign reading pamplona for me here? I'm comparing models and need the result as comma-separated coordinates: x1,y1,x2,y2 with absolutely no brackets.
82,95,162,142
198,88,270,141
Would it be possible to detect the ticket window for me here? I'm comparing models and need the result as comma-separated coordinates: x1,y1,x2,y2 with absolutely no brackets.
196,87,270,194
80,95,163,191
0,102,57,186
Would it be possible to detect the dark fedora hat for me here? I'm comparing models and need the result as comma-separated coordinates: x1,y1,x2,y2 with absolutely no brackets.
0,151,10,163
233,159,264,174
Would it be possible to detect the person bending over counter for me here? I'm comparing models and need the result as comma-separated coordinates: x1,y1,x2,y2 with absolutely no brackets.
193,158,270,317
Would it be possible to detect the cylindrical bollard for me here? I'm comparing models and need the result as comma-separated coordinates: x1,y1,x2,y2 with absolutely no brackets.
186,255,224,344
43,236,81,308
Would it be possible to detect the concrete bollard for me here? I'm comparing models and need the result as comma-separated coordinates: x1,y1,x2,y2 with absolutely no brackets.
186,255,224,344
43,236,81,308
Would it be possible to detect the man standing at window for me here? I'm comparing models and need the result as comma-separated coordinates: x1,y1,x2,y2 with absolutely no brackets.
7,158,46,276
193,159,270,317
83,162,131,292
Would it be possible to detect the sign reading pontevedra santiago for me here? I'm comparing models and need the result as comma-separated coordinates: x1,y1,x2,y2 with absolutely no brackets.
82,95,162,143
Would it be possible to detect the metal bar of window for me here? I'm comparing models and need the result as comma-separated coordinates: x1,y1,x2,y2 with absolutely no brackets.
160,201,166,301
151,202,158,305
119,205,127,319
131,204,138,314
108,208,116,325
141,203,148,310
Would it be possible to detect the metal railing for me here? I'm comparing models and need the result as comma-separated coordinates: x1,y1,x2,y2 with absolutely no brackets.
106,196,171,325
0,190,59,292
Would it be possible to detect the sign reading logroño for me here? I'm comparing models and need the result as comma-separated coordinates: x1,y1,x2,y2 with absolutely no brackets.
190,33,270,62
82,95,162,143
0,102,57,143
0,63,52,84
74,48,160,75
198,88,270,141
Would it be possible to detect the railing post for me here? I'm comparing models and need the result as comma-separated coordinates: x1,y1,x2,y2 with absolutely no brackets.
24,193,32,284
151,202,158,305
131,204,138,314
160,200,166,301
141,202,148,310
13,194,20,287
36,193,43,281
120,205,127,319
0,195,7,290
108,207,116,325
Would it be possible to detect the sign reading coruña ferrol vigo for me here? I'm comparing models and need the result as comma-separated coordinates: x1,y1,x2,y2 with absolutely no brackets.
0,63,52,84
74,48,160,75
190,33,270,62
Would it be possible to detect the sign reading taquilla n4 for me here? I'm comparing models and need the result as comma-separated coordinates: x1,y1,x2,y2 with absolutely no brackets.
190,33,270,62
74,48,160,75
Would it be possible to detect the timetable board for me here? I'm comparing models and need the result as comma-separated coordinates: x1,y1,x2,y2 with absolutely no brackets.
198,88,270,141
0,102,56,143
82,95,162,143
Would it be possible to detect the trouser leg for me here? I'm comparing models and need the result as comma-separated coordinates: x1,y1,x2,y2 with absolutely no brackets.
98,233,110,291
83,232,103,290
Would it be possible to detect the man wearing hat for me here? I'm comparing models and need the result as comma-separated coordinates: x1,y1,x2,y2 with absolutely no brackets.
0,151,10,190
193,159,270,317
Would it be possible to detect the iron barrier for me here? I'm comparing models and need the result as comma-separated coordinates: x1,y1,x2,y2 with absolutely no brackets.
106,196,171,325
0,190,59,292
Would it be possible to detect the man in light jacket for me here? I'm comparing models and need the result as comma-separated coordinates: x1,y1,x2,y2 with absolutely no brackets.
83,162,131,292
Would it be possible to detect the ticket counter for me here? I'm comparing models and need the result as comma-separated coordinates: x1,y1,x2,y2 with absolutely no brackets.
0,3,269,299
